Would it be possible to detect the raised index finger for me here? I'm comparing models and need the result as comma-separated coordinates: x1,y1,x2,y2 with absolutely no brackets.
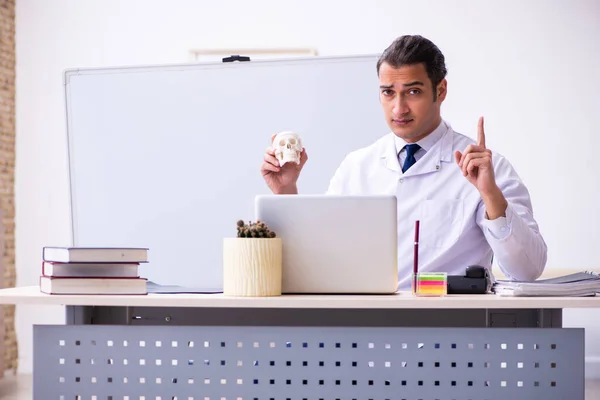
477,116,486,148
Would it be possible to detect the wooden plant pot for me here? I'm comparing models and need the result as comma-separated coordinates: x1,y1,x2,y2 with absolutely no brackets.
223,238,283,296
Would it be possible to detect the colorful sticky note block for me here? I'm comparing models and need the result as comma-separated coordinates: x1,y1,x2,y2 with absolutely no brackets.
415,272,447,297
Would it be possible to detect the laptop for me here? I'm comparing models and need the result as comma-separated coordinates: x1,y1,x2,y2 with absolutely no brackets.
254,194,398,294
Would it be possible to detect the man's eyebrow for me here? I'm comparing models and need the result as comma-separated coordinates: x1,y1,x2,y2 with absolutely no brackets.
379,81,425,89
403,81,425,87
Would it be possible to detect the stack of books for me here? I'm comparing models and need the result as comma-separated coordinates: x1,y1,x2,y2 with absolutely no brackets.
493,271,600,297
39,246,149,295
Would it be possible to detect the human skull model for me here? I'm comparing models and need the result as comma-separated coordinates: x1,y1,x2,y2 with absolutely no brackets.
272,131,303,167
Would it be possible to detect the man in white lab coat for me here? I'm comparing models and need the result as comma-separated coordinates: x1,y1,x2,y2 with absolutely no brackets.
260,35,547,289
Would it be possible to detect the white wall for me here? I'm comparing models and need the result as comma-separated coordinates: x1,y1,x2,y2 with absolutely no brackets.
14,0,600,375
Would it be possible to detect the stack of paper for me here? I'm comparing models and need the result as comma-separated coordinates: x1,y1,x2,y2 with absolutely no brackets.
493,271,600,297
146,281,222,294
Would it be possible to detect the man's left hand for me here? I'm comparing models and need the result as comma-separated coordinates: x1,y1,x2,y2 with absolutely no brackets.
454,116,508,219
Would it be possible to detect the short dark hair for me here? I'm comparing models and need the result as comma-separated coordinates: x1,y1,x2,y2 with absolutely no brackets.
376,35,447,101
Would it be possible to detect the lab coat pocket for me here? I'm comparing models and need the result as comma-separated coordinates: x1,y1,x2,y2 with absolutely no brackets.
418,199,464,249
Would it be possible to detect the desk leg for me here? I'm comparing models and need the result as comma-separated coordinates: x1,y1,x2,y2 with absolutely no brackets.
538,309,562,328
65,306,93,325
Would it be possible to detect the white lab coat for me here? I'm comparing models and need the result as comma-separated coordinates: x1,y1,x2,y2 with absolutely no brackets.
326,120,547,289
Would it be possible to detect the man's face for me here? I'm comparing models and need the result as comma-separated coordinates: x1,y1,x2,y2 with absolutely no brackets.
378,62,446,143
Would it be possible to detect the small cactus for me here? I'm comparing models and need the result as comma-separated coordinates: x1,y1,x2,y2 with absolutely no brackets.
236,219,276,238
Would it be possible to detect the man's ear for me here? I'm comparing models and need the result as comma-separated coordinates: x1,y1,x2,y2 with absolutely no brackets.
436,79,447,102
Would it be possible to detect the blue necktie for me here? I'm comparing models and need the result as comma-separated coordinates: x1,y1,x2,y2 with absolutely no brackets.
402,143,421,173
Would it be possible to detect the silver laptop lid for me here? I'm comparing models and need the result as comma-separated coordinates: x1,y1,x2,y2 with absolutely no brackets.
255,195,398,294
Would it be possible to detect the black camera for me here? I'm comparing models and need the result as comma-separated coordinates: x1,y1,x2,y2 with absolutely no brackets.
447,265,490,294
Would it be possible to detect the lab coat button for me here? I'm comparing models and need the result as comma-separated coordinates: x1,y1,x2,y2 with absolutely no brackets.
399,179,404,183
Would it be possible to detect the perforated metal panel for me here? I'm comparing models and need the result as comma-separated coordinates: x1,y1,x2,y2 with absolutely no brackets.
34,325,584,400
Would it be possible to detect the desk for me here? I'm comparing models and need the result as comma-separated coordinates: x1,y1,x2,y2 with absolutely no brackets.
1,286,598,399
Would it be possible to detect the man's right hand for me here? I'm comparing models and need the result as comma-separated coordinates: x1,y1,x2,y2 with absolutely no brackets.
260,133,308,194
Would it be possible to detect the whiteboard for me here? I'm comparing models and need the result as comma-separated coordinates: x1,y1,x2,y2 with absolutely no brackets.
64,54,389,287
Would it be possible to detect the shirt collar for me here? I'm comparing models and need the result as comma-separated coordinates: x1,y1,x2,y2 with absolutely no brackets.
394,119,446,155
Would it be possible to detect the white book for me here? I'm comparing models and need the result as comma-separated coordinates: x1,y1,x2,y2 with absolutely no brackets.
43,247,148,263
39,276,147,295
42,262,139,278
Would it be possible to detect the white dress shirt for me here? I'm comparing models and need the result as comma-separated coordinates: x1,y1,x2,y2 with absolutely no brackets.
326,119,547,289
